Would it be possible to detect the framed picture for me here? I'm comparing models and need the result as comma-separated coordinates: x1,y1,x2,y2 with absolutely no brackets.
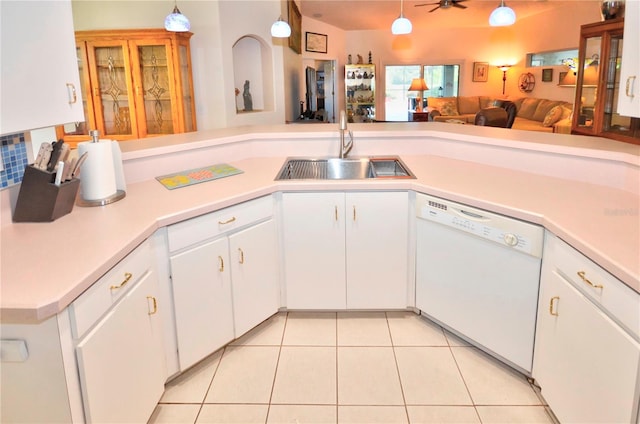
305,32,328,54
473,62,489,82
542,68,553,82
288,0,302,54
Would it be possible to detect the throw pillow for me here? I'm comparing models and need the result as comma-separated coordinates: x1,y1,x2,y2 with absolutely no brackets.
429,97,459,116
543,105,564,127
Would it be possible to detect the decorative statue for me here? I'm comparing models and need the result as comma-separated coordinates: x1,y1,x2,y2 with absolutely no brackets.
242,80,253,111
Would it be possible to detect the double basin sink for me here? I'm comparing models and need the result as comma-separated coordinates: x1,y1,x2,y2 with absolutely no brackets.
275,156,415,180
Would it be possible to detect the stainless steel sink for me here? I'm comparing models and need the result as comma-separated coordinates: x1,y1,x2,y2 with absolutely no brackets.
275,156,415,180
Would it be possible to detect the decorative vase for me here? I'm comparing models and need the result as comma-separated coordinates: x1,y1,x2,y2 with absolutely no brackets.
601,0,624,20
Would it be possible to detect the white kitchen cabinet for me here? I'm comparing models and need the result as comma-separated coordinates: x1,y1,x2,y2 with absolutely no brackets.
169,237,235,371
534,234,640,424
168,196,278,370
282,191,409,310
618,2,640,118
76,270,166,423
229,220,280,336
0,0,84,135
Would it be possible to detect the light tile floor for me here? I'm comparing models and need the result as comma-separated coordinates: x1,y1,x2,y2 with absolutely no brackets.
148,311,557,424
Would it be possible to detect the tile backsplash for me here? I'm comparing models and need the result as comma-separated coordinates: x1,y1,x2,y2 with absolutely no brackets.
0,132,29,188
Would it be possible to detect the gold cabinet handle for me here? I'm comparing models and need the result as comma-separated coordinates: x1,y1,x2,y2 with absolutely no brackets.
577,271,603,289
549,296,560,316
218,217,236,225
335,206,338,221
626,76,636,98
238,248,244,264
353,205,356,221
66,83,77,104
147,296,158,315
218,256,224,272
110,272,132,290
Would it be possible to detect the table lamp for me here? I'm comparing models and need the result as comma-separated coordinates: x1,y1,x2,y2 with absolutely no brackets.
408,78,429,112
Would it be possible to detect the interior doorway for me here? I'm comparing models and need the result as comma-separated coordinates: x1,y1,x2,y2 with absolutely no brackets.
301,59,337,123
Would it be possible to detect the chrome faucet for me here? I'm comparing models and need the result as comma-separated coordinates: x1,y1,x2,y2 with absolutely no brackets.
339,110,353,158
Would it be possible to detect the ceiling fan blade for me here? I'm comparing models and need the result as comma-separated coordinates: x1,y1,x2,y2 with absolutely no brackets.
453,3,468,8
415,2,441,7
428,5,441,12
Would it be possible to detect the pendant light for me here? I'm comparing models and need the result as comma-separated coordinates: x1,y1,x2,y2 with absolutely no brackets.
392,0,412,35
489,0,516,27
165,1,191,32
271,16,292,38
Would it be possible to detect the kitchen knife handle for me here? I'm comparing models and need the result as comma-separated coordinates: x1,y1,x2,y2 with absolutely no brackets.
110,272,132,290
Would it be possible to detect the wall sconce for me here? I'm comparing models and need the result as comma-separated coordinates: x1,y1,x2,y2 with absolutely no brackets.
271,16,291,38
408,78,429,111
392,0,412,35
489,0,516,26
498,65,511,95
164,1,191,32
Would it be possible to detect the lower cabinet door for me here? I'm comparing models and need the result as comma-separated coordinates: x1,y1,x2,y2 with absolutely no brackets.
534,269,640,424
229,219,279,336
170,237,234,370
76,271,166,423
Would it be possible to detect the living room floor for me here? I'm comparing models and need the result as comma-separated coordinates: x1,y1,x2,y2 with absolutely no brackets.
148,311,557,424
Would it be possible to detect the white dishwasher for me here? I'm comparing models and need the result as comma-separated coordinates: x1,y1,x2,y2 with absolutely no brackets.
415,193,544,373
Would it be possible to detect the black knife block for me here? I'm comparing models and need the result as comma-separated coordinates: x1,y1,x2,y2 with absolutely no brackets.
13,165,80,222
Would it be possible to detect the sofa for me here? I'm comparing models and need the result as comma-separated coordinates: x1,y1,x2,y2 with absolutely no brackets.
427,96,573,133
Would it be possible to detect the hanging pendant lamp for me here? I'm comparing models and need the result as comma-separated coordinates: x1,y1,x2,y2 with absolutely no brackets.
489,0,516,26
165,2,191,32
271,16,292,38
392,0,412,35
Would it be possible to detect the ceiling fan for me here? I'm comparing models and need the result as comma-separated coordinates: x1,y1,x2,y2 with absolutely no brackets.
415,0,468,13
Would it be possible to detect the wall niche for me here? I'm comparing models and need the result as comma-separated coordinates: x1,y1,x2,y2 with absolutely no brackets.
233,35,275,114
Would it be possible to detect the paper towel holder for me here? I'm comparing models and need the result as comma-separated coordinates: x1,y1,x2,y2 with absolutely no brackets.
76,130,127,207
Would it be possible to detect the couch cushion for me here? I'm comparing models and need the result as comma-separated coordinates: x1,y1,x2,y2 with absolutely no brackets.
542,105,564,127
518,98,541,120
512,117,553,132
428,97,459,116
533,99,565,122
457,96,480,114
479,96,497,109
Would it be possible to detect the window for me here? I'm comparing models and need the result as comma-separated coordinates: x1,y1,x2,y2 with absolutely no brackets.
384,64,460,121
526,49,579,67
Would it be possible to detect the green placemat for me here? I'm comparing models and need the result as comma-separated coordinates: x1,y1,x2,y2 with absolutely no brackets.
156,163,243,190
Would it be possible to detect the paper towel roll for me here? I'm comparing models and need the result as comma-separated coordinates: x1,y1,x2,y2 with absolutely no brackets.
77,140,117,201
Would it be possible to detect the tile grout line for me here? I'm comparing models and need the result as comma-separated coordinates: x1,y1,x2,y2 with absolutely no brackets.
264,311,289,423
194,345,226,424
446,340,483,423
385,312,412,424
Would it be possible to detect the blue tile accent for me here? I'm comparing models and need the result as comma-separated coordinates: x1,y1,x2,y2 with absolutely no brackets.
1,133,29,188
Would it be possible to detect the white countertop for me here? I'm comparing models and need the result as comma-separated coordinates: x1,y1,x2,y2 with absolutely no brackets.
2,123,639,324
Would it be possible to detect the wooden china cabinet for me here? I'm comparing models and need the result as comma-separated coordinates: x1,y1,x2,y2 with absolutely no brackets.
571,18,640,144
57,29,197,146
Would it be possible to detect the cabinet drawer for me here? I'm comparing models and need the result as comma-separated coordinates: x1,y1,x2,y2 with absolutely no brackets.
70,240,153,339
552,236,640,339
167,195,273,252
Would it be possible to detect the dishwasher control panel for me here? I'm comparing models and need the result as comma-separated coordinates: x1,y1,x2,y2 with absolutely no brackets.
416,193,544,258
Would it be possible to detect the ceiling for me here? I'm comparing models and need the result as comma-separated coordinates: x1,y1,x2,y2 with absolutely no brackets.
298,0,578,31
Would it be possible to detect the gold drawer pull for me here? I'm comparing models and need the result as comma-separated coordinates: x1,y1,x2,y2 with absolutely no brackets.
218,256,224,272
238,248,244,264
549,296,560,316
110,272,132,290
626,76,636,98
335,206,338,221
353,206,356,221
147,296,158,315
577,271,603,289
218,217,236,225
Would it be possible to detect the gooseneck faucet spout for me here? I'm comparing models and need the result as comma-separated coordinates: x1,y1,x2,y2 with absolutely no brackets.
339,110,353,158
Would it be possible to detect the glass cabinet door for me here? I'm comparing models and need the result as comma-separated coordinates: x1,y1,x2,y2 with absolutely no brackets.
178,43,196,132
132,41,176,136
574,35,601,134
87,41,137,138
601,34,640,139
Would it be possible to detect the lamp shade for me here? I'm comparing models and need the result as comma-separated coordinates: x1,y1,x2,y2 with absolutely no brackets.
489,1,516,26
165,6,191,32
391,15,412,34
271,17,291,38
408,78,428,92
